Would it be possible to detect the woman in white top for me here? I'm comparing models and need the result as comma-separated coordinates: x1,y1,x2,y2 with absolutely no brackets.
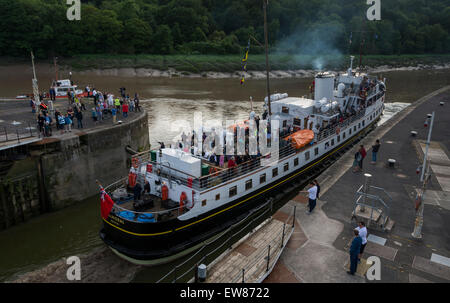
355,221,368,262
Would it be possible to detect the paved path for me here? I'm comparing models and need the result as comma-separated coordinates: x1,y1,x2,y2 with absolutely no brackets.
267,86,450,283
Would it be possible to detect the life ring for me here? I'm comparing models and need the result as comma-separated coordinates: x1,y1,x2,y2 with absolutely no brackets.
132,157,139,169
209,167,219,177
180,192,187,210
128,172,137,188
162,185,169,201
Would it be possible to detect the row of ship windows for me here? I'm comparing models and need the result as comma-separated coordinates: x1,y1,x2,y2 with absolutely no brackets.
200,107,382,206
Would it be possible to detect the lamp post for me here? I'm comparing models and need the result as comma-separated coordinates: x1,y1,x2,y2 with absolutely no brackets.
412,112,435,239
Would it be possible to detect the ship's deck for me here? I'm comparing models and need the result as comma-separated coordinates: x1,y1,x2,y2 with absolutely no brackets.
111,189,182,222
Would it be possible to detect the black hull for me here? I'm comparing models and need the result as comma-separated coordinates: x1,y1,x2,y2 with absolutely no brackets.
100,118,378,263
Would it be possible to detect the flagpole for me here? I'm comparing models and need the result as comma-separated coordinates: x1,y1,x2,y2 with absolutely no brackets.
263,0,272,117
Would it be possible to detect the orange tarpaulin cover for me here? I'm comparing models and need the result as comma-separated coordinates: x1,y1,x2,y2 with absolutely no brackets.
284,130,315,149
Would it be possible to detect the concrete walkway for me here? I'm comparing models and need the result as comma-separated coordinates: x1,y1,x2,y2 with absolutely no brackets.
266,86,450,283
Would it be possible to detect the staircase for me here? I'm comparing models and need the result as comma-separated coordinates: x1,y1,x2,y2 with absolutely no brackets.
351,185,395,232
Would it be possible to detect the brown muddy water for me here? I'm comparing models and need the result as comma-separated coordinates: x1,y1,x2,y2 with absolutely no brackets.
0,65,449,282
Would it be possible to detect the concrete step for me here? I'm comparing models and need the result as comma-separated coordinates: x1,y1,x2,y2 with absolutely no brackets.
384,218,395,232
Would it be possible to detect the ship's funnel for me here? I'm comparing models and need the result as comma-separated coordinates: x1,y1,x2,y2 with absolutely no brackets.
314,72,335,102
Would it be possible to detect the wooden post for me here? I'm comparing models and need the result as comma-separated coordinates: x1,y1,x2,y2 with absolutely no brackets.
292,205,296,227
242,269,245,283
266,245,271,272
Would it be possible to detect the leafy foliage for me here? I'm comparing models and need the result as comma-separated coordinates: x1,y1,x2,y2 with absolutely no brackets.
0,0,448,58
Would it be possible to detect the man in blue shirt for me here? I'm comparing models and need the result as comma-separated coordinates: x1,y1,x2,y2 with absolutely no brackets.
348,229,362,275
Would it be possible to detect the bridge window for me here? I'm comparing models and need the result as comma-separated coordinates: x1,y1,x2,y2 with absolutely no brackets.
229,186,237,197
216,194,220,201
202,200,207,207
337,135,340,143
305,151,310,161
314,147,319,156
331,139,335,146
294,158,299,166
284,163,289,172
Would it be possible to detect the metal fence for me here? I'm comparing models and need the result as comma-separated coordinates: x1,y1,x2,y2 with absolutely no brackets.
0,123,39,143
155,199,289,283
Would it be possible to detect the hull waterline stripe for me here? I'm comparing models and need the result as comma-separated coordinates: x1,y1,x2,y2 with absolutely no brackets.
106,116,379,236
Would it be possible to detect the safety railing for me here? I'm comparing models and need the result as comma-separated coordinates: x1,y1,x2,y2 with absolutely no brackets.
156,199,279,283
353,185,392,229
229,205,296,283
0,123,38,143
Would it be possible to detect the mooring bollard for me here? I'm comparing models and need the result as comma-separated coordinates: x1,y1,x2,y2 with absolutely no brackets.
388,159,396,168
411,131,418,137
198,264,207,282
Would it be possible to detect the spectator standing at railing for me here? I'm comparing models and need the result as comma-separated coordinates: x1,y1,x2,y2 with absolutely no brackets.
37,113,44,134
64,114,72,133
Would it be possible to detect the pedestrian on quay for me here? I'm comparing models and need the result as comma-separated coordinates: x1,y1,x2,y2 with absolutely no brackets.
111,107,117,124
64,114,72,133
92,108,98,125
122,101,129,118
134,93,141,112
353,149,362,172
355,221,368,263
300,181,318,214
30,98,36,113
114,97,121,113
57,112,66,134
75,108,83,129
44,113,52,137
371,140,381,164
359,145,367,171
347,229,362,276
129,98,135,112
314,179,321,200
37,113,44,134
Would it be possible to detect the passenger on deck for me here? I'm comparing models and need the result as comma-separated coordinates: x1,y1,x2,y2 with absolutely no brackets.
134,183,142,201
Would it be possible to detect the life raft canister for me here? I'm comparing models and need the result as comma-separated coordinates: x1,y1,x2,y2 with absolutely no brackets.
128,172,137,188
162,185,169,201
146,164,153,173
180,192,188,210
187,177,193,188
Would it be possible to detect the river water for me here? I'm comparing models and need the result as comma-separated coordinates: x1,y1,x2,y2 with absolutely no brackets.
0,66,449,282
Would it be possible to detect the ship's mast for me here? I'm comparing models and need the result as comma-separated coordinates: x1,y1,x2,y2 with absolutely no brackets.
30,51,41,109
263,0,272,117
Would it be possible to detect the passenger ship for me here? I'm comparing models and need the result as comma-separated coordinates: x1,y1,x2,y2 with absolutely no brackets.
99,56,387,265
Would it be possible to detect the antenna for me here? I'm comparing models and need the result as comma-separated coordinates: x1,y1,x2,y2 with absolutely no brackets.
263,0,271,117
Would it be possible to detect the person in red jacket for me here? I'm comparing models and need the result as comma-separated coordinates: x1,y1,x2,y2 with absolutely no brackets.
359,145,367,171
122,102,129,118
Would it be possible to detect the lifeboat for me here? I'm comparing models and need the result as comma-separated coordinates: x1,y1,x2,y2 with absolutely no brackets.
284,130,315,149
